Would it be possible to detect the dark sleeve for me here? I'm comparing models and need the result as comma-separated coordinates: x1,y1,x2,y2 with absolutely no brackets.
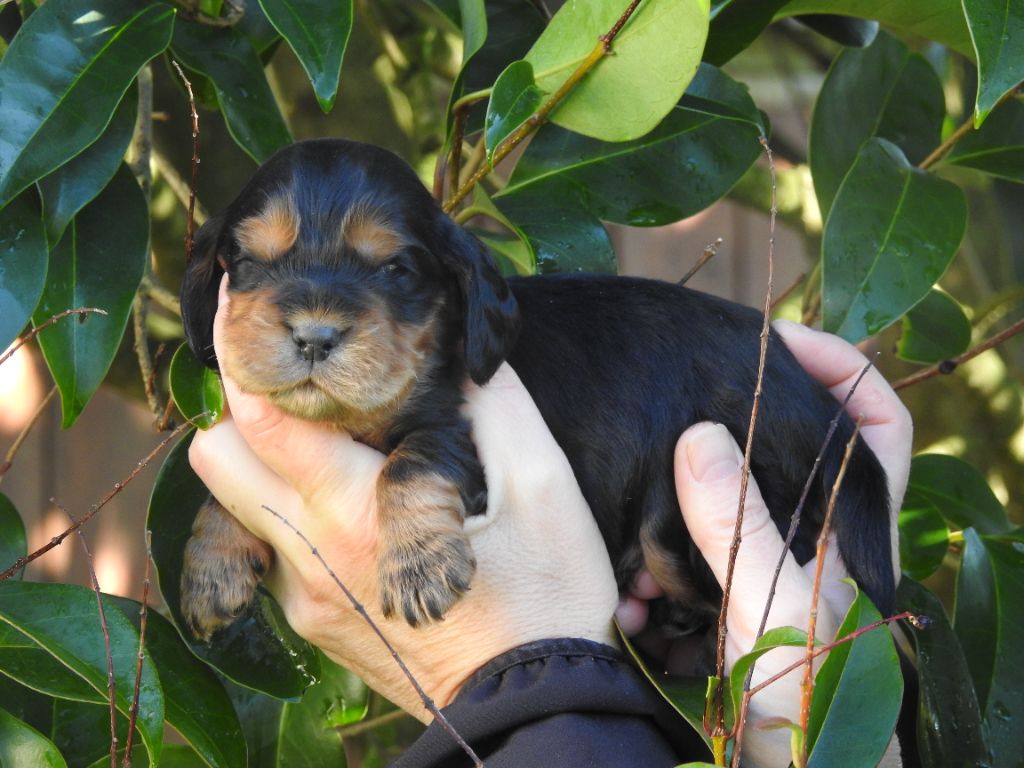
389,638,709,768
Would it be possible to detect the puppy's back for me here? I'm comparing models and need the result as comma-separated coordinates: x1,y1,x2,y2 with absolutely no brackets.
505,274,894,624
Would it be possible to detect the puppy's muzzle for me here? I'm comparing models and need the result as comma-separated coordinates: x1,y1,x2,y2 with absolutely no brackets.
290,320,348,363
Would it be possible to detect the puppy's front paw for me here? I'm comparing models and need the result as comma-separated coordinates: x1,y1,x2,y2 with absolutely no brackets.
181,497,272,641
377,474,476,626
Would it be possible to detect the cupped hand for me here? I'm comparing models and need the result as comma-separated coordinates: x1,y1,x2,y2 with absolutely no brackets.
188,277,619,719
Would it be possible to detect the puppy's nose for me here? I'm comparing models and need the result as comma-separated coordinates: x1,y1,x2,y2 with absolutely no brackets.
291,323,345,363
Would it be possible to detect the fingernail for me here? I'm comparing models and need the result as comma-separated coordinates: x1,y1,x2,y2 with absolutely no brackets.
686,423,742,482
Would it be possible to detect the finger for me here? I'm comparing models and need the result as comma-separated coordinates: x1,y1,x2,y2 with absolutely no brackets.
675,423,833,644
212,275,385,502
772,320,913,501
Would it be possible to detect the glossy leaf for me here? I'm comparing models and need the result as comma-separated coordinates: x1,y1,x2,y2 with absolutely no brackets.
147,431,320,699
944,97,1024,183
728,626,808,724
0,707,66,768
904,454,1010,535
0,675,53,736
0,581,164,766
703,0,789,65
821,138,966,341
257,0,352,112
963,0,1024,124
171,21,292,164
810,32,945,217
477,233,534,276
107,596,248,768
807,584,902,766
954,529,1024,762
896,289,972,364
494,64,763,271
0,0,174,208
170,342,225,430
795,14,878,46
523,0,711,141
0,493,25,580
84,745,208,768
38,87,138,248
897,579,987,768
0,190,47,352
32,165,149,428
50,699,129,768
776,0,973,55
898,500,950,581
484,61,542,163
0,621,105,704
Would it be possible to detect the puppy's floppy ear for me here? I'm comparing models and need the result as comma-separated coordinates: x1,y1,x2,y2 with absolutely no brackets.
180,215,227,370
435,217,520,385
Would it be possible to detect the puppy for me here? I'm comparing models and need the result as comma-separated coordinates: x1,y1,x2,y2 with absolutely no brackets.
179,138,894,640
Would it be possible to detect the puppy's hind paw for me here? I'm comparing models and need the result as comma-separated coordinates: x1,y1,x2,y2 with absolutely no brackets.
180,498,272,641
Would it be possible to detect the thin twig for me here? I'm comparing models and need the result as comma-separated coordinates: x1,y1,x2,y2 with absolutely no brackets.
335,708,409,739
0,420,193,581
142,276,183,317
712,136,776,741
447,107,469,207
129,66,154,199
919,87,1020,170
797,417,862,766
122,531,153,768
892,315,1024,390
60,503,118,768
442,0,646,213
152,151,209,227
170,60,200,264
0,308,108,368
769,272,806,314
262,505,484,768
0,386,57,485
678,238,723,286
132,295,164,427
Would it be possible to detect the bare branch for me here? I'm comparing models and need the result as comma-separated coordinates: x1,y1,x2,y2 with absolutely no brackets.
170,60,201,265
0,308,108,368
0,386,57,486
678,238,723,286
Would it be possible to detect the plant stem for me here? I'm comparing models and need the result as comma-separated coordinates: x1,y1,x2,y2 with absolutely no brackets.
919,87,1020,170
0,386,57,485
0,308,108,368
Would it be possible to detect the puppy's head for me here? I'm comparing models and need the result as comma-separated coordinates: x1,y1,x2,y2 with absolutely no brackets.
181,139,519,427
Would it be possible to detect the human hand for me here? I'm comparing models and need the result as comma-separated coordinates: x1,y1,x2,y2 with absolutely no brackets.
616,320,912,766
188,277,619,719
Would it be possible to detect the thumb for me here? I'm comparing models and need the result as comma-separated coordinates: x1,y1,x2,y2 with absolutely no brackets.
674,423,817,645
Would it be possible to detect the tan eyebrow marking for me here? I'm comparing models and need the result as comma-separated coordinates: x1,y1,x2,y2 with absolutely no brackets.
234,195,300,261
341,205,407,263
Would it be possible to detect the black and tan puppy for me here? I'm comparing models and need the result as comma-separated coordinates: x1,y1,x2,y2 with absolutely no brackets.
179,138,895,641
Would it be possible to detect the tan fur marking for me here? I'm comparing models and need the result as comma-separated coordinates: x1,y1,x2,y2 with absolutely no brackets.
234,196,300,261
639,526,710,610
341,206,406,263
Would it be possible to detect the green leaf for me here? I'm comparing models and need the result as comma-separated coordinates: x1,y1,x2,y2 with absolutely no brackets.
943,96,1024,182
477,232,535,276
897,579,987,768
807,584,902,766
50,699,129,768
0,707,67,768
484,61,542,164
896,289,972,364
0,675,53,735
0,581,164,766
728,626,809,723
898,500,950,581
0,190,47,352
257,0,352,112
84,745,208,768
963,0,1024,124
171,21,292,164
795,14,879,46
523,0,711,141
501,64,763,226
0,622,106,704
775,0,973,55
954,529,1024,761
32,165,149,428
0,0,174,208
106,596,247,768
0,493,26,580
703,0,790,65
821,138,966,342
38,87,138,248
810,32,945,217
904,454,1010,534
170,342,225,430
147,431,321,700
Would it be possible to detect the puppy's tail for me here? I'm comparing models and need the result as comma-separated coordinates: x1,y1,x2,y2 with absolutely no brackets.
824,430,897,619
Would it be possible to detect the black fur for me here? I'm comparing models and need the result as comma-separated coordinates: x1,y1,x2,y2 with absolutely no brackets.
181,138,895,632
